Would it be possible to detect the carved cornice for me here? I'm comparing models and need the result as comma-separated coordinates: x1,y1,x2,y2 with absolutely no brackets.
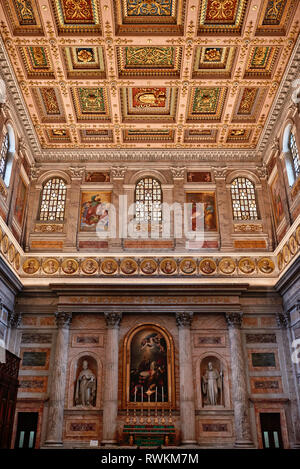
225,312,243,328
176,311,193,328
104,312,122,328
55,311,72,329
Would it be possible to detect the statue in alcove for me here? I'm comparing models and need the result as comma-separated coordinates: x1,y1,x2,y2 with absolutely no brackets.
75,359,97,407
201,360,223,406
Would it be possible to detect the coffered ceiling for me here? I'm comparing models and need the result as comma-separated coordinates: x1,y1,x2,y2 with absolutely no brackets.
0,0,299,153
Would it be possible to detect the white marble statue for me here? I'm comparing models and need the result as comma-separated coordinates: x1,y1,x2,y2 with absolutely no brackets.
202,361,222,406
75,359,96,407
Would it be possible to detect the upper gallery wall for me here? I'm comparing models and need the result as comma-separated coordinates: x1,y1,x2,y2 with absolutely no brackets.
0,0,299,161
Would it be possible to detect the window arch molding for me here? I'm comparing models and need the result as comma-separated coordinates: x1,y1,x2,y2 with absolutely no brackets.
0,121,16,186
128,169,168,185
282,121,299,186
227,172,260,221
36,169,71,187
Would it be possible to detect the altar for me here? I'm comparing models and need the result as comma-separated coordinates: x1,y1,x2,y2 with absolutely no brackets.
123,424,176,447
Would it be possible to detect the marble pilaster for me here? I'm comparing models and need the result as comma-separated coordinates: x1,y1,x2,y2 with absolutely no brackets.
225,312,254,448
44,312,71,447
176,312,197,445
101,312,122,445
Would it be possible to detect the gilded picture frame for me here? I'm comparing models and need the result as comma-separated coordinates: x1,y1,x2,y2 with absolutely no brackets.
122,323,175,409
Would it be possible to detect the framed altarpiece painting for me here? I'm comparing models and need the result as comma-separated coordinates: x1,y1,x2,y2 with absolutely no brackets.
122,324,175,409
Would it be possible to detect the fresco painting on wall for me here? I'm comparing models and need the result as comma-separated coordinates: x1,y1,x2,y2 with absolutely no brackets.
271,174,284,228
186,192,217,231
14,177,27,226
80,191,111,232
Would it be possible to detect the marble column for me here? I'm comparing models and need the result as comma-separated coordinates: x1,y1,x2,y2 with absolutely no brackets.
102,312,122,445
276,311,300,448
225,312,254,448
44,312,72,447
176,312,197,445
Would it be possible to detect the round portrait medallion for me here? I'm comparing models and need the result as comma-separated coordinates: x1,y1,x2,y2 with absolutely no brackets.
81,258,98,275
289,235,298,255
257,257,275,274
140,258,157,275
199,258,216,275
282,244,290,264
277,252,284,271
61,258,79,275
101,258,118,275
179,258,197,275
238,257,255,274
219,257,236,275
1,235,9,254
296,225,300,245
120,258,138,275
160,258,177,275
8,244,15,263
14,252,20,271
22,258,40,275
42,258,59,275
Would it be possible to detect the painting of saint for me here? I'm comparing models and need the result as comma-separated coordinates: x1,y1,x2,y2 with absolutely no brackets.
80,191,111,232
186,192,217,231
128,327,170,404
14,177,27,226
271,175,284,228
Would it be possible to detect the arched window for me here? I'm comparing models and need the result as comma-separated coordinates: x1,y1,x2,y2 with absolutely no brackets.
289,132,300,178
39,177,67,221
0,133,9,179
135,177,162,223
230,177,258,220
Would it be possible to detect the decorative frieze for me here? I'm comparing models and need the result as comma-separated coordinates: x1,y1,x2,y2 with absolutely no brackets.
34,223,64,233
234,224,263,233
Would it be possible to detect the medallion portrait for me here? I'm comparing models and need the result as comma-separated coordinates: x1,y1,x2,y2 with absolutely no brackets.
62,258,79,275
23,258,40,275
160,258,177,275
42,258,59,275
120,258,138,275
81,258,98,275
179,258,197,275
257,258,275,274
238,258,255,274
296,226,300,246
100,258,118,275
282,245,290,264
140,259,157,275
289,235,297,255
219,257,236,274
199,258,216,275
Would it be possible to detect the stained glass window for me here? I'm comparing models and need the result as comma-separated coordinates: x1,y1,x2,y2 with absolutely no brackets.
289,132,300,178
0,133,9,179
231,177,258,220
39,178,67,221
135,177,162,223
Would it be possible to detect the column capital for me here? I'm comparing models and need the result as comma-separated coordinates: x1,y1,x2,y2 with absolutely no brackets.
7,311,22,328
225,312,243,328
276,312,290,329
55,312,72,329
176,312,193,328
104,312,122,328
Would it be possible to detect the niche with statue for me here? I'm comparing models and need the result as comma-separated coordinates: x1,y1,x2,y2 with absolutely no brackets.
201,356,224,407
74,356,97,407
